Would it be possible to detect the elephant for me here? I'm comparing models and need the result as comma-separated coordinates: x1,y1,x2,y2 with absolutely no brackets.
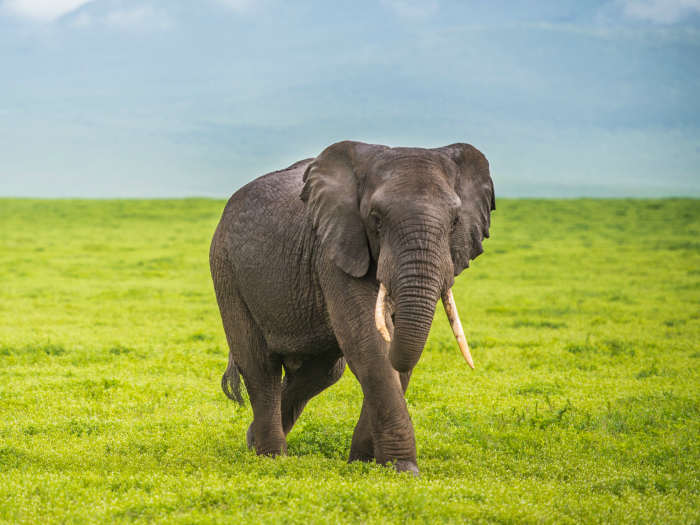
210,140,495,474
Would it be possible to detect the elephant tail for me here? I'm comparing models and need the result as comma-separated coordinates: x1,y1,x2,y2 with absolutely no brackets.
221,353,244,405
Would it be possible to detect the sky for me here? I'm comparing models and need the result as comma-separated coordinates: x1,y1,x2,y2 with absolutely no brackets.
0,0,699,197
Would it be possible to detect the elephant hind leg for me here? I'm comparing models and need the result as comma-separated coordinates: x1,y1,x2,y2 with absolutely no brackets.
222,325,286,455
212,252,248,406
244,361,286,457
349,399,374,462
211,262,285,456
227,315,285,456
224,303,285,456
281,353,346,436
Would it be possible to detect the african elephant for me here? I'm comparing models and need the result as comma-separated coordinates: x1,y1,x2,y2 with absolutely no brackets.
210,141,494,474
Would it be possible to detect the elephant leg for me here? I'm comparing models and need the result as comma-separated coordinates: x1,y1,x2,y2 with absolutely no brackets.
349,399,374,462
281,354,346,435
348,357,418,473
244,359,286,456
349,370,413,463
321,273,418,473
211,267,286,456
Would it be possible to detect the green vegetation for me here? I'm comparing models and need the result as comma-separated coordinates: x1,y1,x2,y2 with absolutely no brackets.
1,198,698,523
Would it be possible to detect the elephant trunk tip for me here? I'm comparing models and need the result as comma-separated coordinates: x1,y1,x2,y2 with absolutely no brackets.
389,350,414,373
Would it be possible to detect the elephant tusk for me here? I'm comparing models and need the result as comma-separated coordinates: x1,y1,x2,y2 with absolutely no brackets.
375,283,392,343
442,288,475,369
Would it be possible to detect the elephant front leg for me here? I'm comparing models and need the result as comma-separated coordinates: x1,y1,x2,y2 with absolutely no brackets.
348,358,418,474
322,273,418,473
349,370,412,464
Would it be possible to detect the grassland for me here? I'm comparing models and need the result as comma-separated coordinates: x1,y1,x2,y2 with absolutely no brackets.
0,198,698,524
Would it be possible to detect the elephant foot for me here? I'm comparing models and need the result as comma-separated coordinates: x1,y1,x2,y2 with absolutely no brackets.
247,422,286,456
393,460,420,476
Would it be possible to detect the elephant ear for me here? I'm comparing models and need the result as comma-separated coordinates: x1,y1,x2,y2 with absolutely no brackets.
437,143,495,275
300,141,381,278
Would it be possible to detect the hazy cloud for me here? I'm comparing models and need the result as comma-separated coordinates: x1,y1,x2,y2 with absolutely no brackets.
381,0,438,18
621,0,700,23
54,3,173,31
215,0,255,12
1,0,91,20
103,6,171,30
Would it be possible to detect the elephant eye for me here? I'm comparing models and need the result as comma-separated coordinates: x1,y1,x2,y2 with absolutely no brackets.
371,211,382,231
451,215,460,232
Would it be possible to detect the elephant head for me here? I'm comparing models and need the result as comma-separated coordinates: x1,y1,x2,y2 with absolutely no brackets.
301,141,495,373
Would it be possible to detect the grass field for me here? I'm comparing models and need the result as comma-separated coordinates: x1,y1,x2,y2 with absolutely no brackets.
0,198,698,523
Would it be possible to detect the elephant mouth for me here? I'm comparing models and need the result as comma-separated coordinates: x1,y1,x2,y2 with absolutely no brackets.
374,282,475,369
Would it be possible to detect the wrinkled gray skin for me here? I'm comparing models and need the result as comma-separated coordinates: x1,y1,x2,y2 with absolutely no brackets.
210,141,494,474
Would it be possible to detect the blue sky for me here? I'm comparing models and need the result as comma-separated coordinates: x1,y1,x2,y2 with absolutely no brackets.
1,0,699,197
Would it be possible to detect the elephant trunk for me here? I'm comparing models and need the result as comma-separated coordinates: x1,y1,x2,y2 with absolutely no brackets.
388,286,440,372
384,229,445,373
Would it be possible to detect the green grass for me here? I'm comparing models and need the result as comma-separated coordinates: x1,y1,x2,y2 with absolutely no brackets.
1,198,698,524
